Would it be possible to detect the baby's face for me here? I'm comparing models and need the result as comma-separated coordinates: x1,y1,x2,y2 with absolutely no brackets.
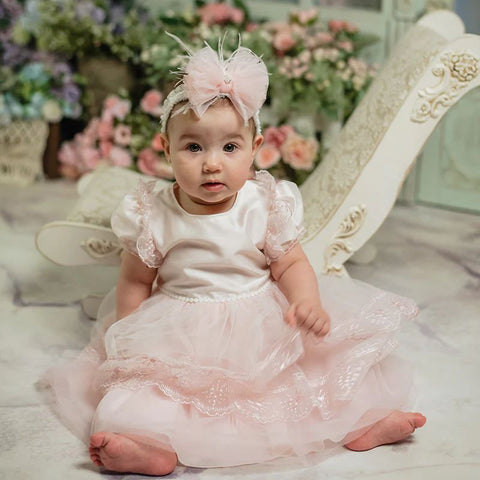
163,102,263,215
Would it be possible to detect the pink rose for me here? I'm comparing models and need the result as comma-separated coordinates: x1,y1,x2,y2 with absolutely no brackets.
109,146,132,168
151,133,165,152
296,9,317,25
138,148,174,179
280,133,318,171
73,132,93,148
58,141,79,166
103,95,120,111
263,125,295,148
198,3,228,25
78,146,101,171
98,119,113,141
84,118,100,142
344,21,358,33
140,90,163,117
114,124,132,146
229,7,244,25
255,144,281,169
103,95,131,120
337,40,353,52
273,30,296,53
316,32,334,44
328,19,345,34
99,140,113,159
198,3,243,25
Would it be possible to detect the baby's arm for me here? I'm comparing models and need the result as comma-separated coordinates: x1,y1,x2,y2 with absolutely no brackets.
116,251,158,320
270,244,330,337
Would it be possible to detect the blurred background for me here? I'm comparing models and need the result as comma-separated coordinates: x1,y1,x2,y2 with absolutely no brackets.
1,0,479,213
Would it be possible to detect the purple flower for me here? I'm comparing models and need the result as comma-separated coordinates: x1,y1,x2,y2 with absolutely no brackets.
92,7,106,24
62,83,81,104
1,42,31,67
2,0,23,18
53,62,72,77
76,1,106,23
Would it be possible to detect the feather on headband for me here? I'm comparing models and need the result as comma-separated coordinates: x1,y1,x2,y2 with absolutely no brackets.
160,36,269,134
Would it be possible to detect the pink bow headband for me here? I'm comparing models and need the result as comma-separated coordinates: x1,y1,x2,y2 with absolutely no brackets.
160,39,269,134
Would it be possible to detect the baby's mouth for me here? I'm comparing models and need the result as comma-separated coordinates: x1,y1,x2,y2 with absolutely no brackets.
202,181,225,192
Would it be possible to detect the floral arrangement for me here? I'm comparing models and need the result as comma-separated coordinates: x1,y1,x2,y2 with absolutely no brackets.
0,61,83,125
255,125,319,184
0,0,84,125
58,90,173,180
12,0,158,62
265,9,378,122
9,1,378,185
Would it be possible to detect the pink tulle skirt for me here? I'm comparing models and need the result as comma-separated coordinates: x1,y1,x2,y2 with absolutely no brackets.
43,275,418,467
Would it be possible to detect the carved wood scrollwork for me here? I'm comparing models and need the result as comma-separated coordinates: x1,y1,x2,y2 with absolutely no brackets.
323,205,367,275
411,50,479,123
81,238,122,259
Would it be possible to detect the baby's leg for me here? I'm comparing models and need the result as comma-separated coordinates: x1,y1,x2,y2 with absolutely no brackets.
89,431,177,475
344,410,426,451
90,387,179,474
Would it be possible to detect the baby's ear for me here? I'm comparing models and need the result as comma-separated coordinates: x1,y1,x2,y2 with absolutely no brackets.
252,134,263,156
160,134,171,159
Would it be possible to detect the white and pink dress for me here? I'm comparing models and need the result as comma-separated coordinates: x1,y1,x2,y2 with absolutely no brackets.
45,171,417,467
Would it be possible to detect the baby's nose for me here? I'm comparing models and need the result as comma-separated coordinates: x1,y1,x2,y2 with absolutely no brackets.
203,153,222,172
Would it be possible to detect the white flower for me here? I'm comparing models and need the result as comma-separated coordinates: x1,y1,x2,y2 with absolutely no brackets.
42,100,63,123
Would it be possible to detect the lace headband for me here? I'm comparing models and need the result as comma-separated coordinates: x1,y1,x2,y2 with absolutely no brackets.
160,39,269,135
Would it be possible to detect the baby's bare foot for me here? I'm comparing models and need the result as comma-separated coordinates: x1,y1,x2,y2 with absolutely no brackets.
345,410,426,451
89,431,177,475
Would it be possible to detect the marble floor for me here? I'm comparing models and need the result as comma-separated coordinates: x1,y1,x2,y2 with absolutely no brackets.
0,178,479,480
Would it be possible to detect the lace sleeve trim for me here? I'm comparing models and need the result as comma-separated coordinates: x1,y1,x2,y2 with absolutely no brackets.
256,171,306,264
118,180,163,268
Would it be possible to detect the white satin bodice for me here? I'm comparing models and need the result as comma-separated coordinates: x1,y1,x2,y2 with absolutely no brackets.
111,171,304,301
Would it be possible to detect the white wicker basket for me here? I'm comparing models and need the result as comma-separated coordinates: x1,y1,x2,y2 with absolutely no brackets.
0,120,49,186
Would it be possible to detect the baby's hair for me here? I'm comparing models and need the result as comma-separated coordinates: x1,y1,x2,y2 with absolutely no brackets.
164,96,257,140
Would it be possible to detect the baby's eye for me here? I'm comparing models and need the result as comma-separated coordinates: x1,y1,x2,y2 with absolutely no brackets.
187,143,201,152
224,143,237,153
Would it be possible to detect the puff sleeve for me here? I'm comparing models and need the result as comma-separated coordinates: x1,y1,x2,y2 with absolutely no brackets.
110,180,163,268
260,172,305,264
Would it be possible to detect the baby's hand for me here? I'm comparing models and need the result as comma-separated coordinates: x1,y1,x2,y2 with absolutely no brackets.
285,300,331,338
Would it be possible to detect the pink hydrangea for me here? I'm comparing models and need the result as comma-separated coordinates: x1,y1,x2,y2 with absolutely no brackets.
98,119,113,141
58,141,79,166
83,118,100,143
109,146,132,168
337,40,353,53
316,32,334,44
273,29,296,53
280,133,318,171
78,146,101,171
263,125,295,148
99,140,113,159
255,144,281,169
328,19,358,34
198,2,244,26
140,90,163,117
296,9,317,25
103,95,131,120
